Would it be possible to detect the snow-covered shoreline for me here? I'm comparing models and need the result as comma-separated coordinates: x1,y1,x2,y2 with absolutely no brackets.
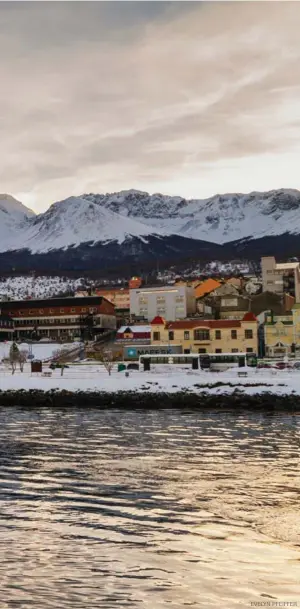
0,363,299,397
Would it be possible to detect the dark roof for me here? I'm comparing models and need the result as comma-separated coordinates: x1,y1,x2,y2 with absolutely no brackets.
0,296,109,310
166,320,241,329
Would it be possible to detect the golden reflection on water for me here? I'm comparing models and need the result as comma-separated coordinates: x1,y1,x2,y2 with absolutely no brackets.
0,407,299,608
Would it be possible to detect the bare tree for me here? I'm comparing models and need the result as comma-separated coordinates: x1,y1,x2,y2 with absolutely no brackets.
19,349,29,373
9,342,20,375
99,348,115,376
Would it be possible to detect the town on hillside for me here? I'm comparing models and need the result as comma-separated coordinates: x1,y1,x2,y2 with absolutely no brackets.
0,256,299,372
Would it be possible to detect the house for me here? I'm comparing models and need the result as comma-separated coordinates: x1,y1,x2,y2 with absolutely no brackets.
250,291,295,317
212,282,240,297
130,285,196,321
0,314,14,341
151,313,258,355
194,278,221,300
0,296,116,341
217,294,251,319
116,325,151,342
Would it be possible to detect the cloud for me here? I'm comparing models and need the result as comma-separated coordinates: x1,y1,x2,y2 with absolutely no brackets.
1,1,300,211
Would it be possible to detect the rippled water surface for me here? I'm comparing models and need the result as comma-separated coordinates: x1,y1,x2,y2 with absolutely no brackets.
0,407,299,609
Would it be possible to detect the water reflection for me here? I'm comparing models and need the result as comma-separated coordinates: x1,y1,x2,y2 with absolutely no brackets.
0,407,299,608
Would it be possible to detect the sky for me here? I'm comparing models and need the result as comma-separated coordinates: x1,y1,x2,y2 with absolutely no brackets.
2,1,300,213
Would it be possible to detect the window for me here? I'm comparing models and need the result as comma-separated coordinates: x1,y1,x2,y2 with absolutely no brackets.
168,331,174,341
198,348,206,353
71,308,75,313
215,330,221,339
246,347,253,353
184,331,190,340
81,308,87,313
215,348,222,353
245,329,253,339
231,329,237,339
231,348,239,353
39,309,44,314
153,331,160,341
60,308,65,314
194,329,210,341
49,309,54,314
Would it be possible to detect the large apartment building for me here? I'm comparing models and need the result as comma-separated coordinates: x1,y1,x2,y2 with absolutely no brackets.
0,296,116,341
261,256,300,301
130,285,196,321
150,313,258,354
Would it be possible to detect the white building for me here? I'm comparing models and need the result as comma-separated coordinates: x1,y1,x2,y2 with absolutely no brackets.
130,285,196,321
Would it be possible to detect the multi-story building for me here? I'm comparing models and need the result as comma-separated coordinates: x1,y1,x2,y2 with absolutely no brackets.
150,312,258,354
264,303,300,357
261,256,300,301
94,288,130,314
0,296,116,341
0,314,14,341
264,311,294,357
130,285,196,321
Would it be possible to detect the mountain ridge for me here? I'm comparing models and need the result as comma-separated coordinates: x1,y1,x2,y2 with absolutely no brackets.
0,188,299,274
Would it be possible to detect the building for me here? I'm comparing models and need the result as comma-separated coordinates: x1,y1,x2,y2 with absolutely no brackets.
0,314,14,341
261,256,300,301
250,291,295,317
0,296,116,341
264,303,300,357
95,288,130,314
151,313,258,354
116,325,151,343
130,285,196,321
194,278,221,300
216,294,250,319
264,311,294,357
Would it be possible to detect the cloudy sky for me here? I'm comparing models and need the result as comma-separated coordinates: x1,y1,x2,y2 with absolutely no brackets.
2,1,300,213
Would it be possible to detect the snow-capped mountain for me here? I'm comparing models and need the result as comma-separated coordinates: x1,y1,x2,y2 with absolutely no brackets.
0,196,163,253
0,188,300,274
83,188,300,243
0,194,34,251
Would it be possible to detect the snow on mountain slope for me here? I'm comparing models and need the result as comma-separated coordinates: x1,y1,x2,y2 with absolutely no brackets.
0,194,35,250
2,196,163,253
84,188,300,243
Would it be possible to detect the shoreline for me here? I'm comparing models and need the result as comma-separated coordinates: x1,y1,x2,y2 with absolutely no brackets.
0,388,300,409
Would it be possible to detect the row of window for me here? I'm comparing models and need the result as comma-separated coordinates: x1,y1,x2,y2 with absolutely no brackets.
197,348,254,354
14,316,101,326
8,307,98,317
153,329,253,341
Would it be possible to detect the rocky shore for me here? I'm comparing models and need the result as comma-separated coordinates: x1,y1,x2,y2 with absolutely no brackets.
0,386,300,410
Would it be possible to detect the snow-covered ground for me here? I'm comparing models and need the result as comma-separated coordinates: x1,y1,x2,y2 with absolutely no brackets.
0,341,80,362
0,363,299,395
0,276,86,300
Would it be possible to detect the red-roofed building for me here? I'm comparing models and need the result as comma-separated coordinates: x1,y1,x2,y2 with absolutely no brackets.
151,316,258,355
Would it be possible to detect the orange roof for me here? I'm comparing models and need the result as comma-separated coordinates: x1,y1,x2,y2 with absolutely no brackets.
194,278,221,299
